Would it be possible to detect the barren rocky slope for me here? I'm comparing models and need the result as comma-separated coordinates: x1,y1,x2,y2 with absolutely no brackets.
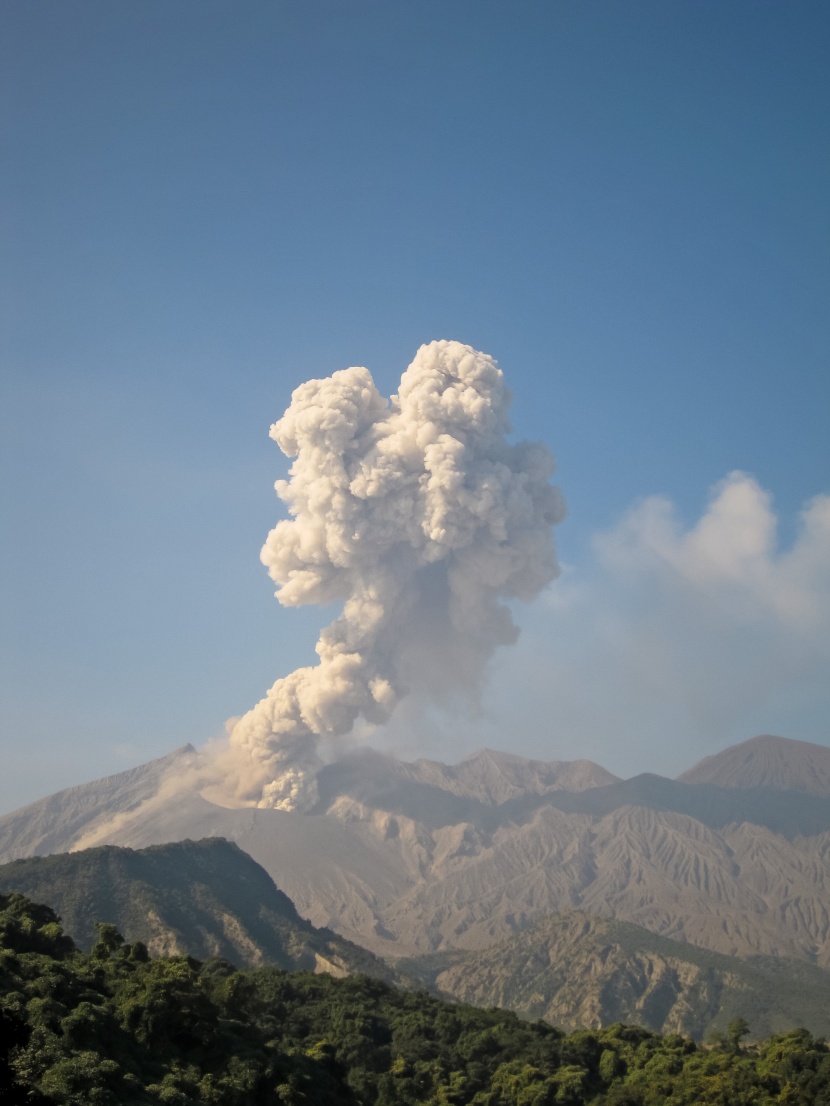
0,745,199,864
402,912,830,1039
1,736,829,968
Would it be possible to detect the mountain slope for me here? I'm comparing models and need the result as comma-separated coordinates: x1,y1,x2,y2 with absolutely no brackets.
314,748,619,810
402,911,830,1040
678,734,830,796
0,837,396,981
6,839,828,1046
0,745,200,864
316,755,830,838
2,737,830,969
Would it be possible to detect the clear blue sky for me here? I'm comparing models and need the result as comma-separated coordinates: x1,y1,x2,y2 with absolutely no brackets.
2,0,828,812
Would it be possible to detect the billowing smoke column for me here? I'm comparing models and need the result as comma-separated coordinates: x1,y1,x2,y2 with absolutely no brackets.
226,340,565,810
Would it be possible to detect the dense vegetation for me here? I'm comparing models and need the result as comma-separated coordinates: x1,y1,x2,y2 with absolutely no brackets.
5,841,830,1041
3,892,830,1105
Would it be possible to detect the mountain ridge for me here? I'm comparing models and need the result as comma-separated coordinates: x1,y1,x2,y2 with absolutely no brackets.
0,837,399,983
5,837,830,1041
0,744,199,863
401,910,830,1040
2,735,829,969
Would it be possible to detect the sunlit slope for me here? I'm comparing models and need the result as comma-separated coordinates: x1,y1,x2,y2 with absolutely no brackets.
0,745,199,864
1,736,828,966
401,912,830,1040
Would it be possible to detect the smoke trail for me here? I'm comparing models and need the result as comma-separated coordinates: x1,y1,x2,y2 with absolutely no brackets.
225,340,565,810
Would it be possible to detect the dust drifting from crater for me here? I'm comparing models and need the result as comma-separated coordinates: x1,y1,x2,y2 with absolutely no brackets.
213,340,565,811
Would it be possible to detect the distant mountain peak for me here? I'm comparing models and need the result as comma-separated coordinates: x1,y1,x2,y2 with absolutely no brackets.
312,745,620,812
458,748,520,765
678,734,830,796
448,747,620,799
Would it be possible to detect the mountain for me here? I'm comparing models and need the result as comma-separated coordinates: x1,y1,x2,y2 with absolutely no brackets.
402,912,830,1040
317,753,830,837
0,837,396,981
5,839,827,1043
10,893,827,1106
0,744,199,864
314,747,620,809
0,745,616,864
1,737,829,969
678,734,830,796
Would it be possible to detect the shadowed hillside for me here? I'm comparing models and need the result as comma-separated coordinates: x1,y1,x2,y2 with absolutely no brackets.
0,837,397,982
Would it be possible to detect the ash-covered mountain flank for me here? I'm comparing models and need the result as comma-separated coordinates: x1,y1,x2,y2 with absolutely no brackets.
402,912,830,1040
0,745,200,863
678,733,830,795
1,735,829,969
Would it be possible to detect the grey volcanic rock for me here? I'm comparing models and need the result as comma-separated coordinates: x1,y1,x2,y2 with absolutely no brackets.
678,734,830,796
0,746,200,864
369,803,830,963
313,748,618,814
546,773,830,838
2,737,830,970
402,912,830,1040
315,754,830,839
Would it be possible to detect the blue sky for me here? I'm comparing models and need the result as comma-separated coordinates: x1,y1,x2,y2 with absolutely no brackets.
2,0,828,812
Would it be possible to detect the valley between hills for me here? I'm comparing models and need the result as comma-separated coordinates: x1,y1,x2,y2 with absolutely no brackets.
1,733,829,1039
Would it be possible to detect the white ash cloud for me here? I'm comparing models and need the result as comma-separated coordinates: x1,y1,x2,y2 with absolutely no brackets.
222,340,565,810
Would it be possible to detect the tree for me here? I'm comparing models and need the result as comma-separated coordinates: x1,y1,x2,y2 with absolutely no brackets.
726,1018,750,1053
92,923,124,961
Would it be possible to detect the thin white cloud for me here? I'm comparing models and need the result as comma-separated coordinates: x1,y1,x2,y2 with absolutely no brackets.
415,473,830,778
597,472,830,629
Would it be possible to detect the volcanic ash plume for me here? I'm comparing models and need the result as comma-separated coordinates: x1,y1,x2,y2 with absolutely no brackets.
224,340,566,811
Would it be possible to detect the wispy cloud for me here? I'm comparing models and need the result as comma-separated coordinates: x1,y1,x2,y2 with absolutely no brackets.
430,473,830,778
596,472,829,628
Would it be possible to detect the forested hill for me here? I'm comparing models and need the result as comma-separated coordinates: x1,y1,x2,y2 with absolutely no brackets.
6,838,830,1043
3,891,830,1105
0,837,396,982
